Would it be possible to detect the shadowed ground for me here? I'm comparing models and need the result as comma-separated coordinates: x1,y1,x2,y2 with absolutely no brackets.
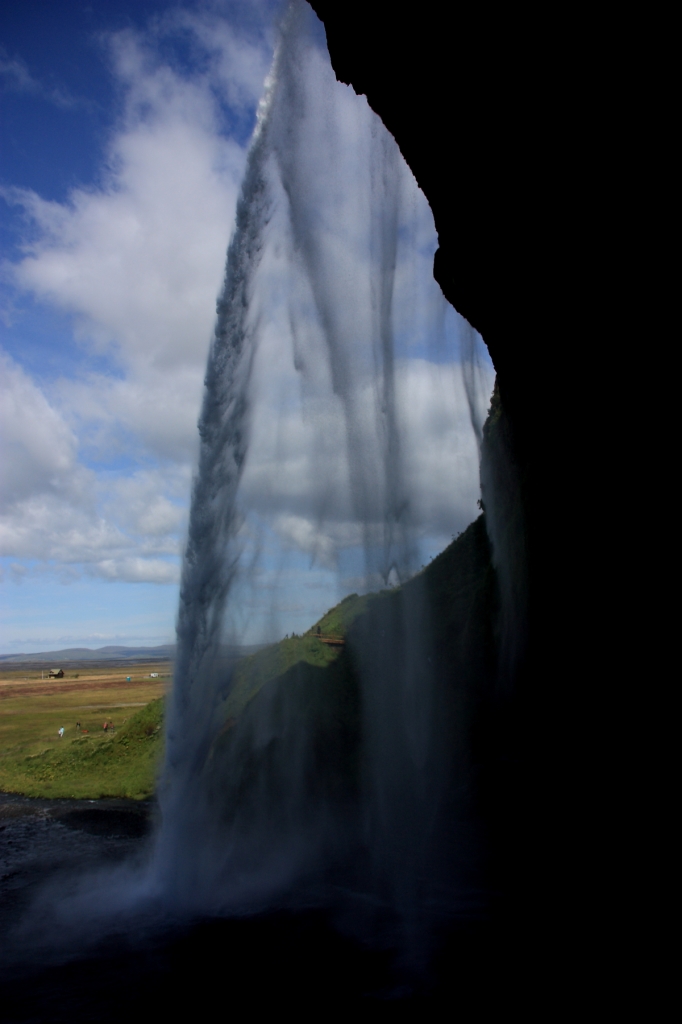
0,794,511,1018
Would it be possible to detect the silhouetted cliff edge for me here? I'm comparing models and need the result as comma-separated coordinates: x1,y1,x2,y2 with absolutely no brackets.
309,0,639,995
206,397,513,925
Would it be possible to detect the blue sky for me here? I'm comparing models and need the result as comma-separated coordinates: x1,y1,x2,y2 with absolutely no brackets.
1,1,491,655
1,1,279,652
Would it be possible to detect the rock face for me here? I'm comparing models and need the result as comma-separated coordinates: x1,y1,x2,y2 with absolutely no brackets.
207,513,498,927
309,0,632,977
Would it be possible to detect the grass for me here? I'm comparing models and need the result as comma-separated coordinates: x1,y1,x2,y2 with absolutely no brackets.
223,592,370,720
0,699,164,800
0,518,496,803
207,518,497,824
0,665,168,799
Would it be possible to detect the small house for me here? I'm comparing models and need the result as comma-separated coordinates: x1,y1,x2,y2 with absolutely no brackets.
48,668,64,679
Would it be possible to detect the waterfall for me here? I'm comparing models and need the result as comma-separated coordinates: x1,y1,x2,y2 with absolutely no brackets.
152,0,494,952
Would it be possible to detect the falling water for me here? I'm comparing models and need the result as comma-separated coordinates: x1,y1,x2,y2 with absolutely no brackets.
151,0,494,957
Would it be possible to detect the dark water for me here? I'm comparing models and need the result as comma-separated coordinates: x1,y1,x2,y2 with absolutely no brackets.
0,796,153,940
0,796,512,1019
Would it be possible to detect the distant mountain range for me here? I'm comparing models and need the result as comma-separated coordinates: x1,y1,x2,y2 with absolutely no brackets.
0,643,268,667
0,645,177,666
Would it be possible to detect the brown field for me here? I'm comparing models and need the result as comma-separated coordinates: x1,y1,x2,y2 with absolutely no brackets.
0,662,171,761
0,661,171,687
0,663,170,697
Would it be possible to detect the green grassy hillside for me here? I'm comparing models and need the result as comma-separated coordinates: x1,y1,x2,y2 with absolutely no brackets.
223,591,369,721
220,517,495,733
0,698,164,800
203,515,497,844
0,516,497,805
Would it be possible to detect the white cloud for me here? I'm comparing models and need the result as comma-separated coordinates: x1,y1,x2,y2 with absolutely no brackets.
95,557,179,584
0,491,123,564
237,355,489,570
0,391,188,573
171,8,274,113
9,36,247,377
397,358,491,533
0,352,81,509
0,486,182,583
0,51,83,109
272,514,338,568
104,468,188,545
1,16,273,588
0,5,493,644
57,366,205,464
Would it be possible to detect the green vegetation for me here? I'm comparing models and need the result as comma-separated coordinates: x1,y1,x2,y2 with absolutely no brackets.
314,591,370,636
207,515,496,835
0,698,164,800
224,592,369,720
0,513,497,806
222,516,496,739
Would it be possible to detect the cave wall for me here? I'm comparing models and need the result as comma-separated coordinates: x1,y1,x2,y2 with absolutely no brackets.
309,0,618,949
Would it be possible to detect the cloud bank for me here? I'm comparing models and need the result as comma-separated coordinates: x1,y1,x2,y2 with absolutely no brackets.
1,3,492,648
2,12,272,590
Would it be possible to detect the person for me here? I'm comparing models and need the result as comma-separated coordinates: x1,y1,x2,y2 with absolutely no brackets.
76,721,81,731
103,721,108,732
58,727,64,739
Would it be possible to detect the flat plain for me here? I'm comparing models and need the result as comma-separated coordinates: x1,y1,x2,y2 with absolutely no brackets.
0,662,169,798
